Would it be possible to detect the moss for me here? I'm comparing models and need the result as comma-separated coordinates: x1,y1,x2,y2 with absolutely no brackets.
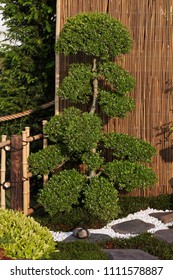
45,241,108,260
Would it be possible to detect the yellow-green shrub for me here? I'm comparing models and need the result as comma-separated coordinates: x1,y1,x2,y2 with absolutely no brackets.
0,209,55,259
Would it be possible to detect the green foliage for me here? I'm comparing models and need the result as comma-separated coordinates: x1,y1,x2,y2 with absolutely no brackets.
47,241,108,260
0,0,55,136
104,160,157,191
98,62,135,94
84,177,120,222
28,144,68,176
28,12,157,226
99,89,135,118
57,63,93,103
56,12,132,59
0,209,55,260
46,207,89,230
102,132,156,162
81,152,104,171
99,232,173,260
118,194,173,217
38,169,86,216
44,107,102,153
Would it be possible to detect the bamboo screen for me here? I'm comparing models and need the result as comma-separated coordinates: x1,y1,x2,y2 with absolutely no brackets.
58,0,173,196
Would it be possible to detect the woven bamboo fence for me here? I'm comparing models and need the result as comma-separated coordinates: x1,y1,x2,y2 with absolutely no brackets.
56,0,173,196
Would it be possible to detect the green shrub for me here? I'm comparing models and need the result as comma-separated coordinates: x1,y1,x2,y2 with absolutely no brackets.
47,207,89,230
0,209,55,260
57,63,93,103
29,12,157,227
56,12,132,59
104,160,157,191
98,62,135,95
81,151,104,171
28,144,68,176
44,107,102,153
118,194,173,217
99,89,135,118
102,132,156,162
38,169,86,216
84,177,120,222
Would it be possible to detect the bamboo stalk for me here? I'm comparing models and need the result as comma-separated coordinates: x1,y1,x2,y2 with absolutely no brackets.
55,0,61,115
0,135,7,209
25,127,30,210
0,139,10,149
42,120,48,185
22,130,28,215
27,134,43,142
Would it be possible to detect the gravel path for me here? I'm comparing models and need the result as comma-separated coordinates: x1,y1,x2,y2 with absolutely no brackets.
51,208,173,242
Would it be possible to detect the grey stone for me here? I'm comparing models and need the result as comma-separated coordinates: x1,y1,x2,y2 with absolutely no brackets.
103,249,158,260
149,212,173,222
153,229,173,243
111,219,155,234
63,233,112,243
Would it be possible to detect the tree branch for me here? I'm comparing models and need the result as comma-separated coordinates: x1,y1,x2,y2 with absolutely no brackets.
90,58,98,114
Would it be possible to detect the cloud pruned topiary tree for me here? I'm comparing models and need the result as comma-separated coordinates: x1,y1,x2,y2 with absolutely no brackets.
29,12,157,224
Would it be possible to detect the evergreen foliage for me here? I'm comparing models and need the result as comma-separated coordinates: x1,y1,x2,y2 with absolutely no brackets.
0,0,56,135
29,12,157,223
56,12,132,59
0,209,55,259
38,169,86,215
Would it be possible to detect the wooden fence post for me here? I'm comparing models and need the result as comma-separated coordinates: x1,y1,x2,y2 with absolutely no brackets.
0,135,7,209
10,135,23,211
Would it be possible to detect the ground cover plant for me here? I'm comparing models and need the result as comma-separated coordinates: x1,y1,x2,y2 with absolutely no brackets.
42,233,173,260
98,233,173,260
45,241,109,260
29,12,157,227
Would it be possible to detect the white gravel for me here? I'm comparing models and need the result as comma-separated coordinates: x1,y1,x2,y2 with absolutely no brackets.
51,208,173,242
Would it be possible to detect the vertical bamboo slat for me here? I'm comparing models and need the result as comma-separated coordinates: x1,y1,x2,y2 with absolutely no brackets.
42,120,48,185
22,130,28,215
55,0,61,115
0,135,7,209
25,127,30,210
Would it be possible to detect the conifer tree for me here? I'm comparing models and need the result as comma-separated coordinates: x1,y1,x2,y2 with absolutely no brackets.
0,0,56,135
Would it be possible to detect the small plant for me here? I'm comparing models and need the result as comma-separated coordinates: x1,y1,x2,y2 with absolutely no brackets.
0,209,55,260
29,12,157,225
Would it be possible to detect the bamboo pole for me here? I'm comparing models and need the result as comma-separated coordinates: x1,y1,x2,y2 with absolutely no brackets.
0,135,7,209
55,0,61,115
42,120,48,185
27,134,43,142
22,130,28,215
0,139,10,149
25,127,30,210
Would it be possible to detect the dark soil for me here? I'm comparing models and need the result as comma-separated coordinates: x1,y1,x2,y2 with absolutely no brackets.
0,248,13,260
